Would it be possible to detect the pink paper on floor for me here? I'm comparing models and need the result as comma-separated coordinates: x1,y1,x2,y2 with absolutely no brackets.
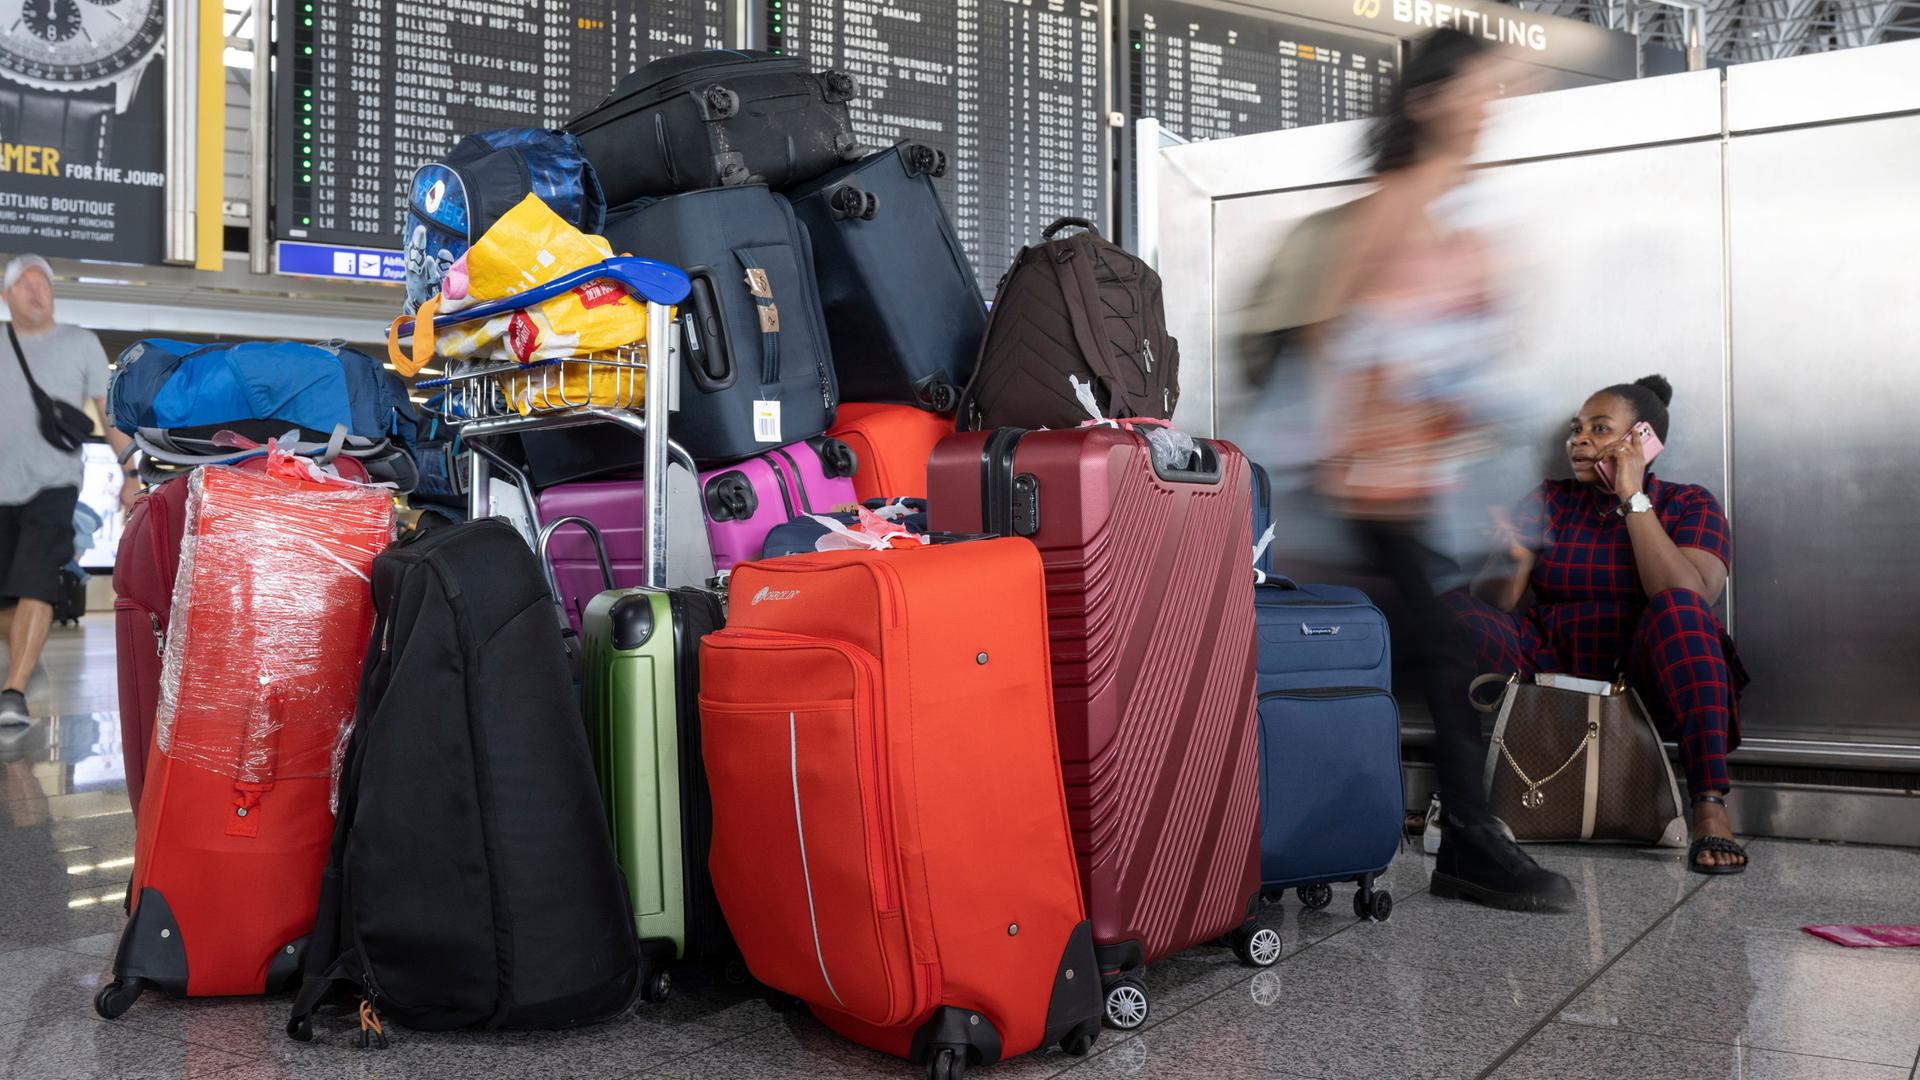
1802,925,1920,948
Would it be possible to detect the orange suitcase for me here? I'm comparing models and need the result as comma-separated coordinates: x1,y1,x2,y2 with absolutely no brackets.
828,402,955,501
700,540,1102,1078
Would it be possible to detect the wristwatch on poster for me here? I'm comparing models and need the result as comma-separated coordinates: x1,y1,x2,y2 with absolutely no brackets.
0,0,165,170
1622,491,1653,515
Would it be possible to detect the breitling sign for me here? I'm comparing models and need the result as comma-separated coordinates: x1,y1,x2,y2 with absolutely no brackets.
1317,0,1635,79
0,0,167,262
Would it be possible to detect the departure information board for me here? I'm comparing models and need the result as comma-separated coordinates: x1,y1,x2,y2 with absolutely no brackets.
275,0,732,249
1130,0,1397,140
764,0,1109,289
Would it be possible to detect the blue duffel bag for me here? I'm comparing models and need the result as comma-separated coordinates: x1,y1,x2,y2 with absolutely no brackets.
109,339,415,448
1253,572,1404,921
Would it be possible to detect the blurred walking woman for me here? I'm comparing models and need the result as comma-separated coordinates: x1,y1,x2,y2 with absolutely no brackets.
1312,29,1579,911
1452,376,1751,874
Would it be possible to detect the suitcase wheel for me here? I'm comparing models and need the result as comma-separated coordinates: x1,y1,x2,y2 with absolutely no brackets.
828,184,879,222
1060,1022,1099,1057
1102,978,1149,1031
703,85,740,119
1354,887,1394,922
825,71,859,102
926,1045,967,1080
906,144,949,179
93,978,145,1020
641,967,673,1004
1230,925,1283,968
1298,882,1334,911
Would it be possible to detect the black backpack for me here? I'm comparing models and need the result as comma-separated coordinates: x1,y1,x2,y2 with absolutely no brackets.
960,218,1180,431
288,520,638,1041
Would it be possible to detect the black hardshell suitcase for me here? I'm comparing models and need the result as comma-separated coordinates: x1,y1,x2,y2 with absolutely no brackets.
287,520,640,1038
567,49,865,206
602,185,838,465
786,142,985,413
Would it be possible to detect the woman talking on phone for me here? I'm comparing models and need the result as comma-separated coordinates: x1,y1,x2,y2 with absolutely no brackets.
1450,375,1751,873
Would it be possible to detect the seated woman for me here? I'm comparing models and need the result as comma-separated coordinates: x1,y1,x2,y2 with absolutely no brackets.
1448,375,1750,874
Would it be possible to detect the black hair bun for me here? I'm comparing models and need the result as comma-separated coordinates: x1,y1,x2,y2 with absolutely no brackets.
1635,374,1674,407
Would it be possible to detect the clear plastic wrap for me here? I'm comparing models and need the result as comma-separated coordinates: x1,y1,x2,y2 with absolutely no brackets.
1067,373,1200,472
155,459,394,789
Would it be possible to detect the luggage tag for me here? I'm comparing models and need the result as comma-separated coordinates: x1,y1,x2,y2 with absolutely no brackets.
745,266,783,444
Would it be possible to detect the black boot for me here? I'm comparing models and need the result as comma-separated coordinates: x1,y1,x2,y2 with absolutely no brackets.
1431,823,1576,912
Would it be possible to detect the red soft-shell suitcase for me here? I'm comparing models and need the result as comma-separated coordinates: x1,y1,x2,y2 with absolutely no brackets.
928,426,1274,1026
827,403,955,502
700,541,1103,1074
95,466,392,1019
113,456,369,813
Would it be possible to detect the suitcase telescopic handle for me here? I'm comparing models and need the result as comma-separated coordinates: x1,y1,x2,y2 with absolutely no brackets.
535,515,616,617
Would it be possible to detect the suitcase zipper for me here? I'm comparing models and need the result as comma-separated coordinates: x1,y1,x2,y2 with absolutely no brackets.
709,630,904,912
1259,687,1392,701
148,611,164,656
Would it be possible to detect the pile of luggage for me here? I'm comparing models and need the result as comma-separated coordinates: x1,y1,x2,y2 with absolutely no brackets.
91,48,1408,1080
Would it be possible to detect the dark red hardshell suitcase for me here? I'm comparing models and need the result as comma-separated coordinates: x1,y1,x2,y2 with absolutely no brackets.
928,426,1271,1019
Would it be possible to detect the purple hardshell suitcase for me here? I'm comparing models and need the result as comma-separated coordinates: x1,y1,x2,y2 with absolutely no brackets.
698,437,859,572
539,476,649,638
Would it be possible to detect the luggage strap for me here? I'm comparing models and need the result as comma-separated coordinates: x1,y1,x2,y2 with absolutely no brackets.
735,251,781,388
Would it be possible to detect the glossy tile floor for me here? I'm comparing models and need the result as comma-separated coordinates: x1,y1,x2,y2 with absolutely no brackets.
5,620,1919,1080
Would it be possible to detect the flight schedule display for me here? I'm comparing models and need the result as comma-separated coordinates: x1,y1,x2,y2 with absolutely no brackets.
1131,0,1397,140
275,0,731,248
765,0,1108,289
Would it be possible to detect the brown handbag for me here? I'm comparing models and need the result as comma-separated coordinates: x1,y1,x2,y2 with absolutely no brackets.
1472,673,1687,847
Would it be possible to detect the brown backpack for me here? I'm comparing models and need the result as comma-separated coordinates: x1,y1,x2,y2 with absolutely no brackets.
959,218,1180,430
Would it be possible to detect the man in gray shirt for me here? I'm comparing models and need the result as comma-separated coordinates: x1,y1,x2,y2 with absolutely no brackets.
1,254,133,722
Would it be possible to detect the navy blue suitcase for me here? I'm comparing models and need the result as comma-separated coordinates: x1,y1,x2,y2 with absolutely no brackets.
785,142,984,413
601,185,837,465
1253,574,1403,921
1250,461,1274,578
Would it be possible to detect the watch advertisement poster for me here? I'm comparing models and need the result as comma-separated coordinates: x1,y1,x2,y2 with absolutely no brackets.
0,0,167,263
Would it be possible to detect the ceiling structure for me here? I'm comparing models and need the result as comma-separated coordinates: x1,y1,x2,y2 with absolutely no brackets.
1514,0,1920,65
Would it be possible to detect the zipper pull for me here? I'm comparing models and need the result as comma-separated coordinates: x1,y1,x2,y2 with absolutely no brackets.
356,996,389,1049
1141,338,1154,372
1163,388,1171,414
148,613,164,657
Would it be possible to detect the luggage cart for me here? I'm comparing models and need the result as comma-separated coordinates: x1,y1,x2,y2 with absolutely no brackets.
411,264,692,588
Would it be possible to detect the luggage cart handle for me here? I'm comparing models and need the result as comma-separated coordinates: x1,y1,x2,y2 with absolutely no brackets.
394,257,693,339
535,516,617,647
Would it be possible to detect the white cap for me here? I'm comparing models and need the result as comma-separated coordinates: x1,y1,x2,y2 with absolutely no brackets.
4,254,52,290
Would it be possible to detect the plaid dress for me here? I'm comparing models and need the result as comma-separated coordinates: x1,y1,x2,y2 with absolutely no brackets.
1446,474,1748,795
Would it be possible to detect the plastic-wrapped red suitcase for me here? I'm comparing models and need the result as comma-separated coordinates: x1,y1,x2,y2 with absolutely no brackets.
928,426,1275,1029
96,464,393,1019
112,456,368,814
700,541,1103,1076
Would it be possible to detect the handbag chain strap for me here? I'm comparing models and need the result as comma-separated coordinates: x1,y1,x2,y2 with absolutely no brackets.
1495,718,1599,810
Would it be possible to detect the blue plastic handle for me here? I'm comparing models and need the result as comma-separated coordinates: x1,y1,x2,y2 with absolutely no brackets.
398,256,692,338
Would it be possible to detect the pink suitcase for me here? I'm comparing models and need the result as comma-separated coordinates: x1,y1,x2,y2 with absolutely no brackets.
538,476,649,638
698,437,859,572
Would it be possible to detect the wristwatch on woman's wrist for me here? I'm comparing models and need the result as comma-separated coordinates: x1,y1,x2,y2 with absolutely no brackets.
1621,491,1653,515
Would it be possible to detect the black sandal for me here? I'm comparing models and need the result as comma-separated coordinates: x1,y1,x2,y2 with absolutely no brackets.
1687,794,1748,876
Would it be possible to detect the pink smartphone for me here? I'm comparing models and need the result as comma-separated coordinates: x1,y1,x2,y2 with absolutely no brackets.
1596,421,1664,492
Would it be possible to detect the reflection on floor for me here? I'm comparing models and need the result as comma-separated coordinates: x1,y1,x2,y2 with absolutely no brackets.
4,621,1918,1080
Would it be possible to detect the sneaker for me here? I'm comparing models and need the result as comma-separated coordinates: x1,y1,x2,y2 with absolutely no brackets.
1431,823,1576,912
0,689,29,725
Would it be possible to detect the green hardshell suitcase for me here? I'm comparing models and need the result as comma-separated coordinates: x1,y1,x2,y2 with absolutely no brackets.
581,585,730,1001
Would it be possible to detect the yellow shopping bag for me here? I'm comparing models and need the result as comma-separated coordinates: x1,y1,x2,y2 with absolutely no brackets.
387,194,647,375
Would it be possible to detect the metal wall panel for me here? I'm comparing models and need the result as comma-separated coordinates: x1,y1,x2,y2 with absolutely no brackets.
1205,140,1729,573
1726,114,1920,745
1725,38,1920,133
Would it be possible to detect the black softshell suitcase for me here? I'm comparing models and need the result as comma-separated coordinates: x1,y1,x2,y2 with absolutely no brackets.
786,142,984,412
287,520,639,1038
567,49,864,206
603,185,838,465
